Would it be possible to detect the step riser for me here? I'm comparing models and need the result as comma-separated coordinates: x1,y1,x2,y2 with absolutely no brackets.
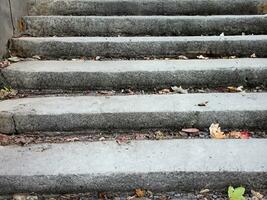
22,16,267,37
0,139,266,194
0,94,266,134
10,36,267,59
1,172,266,194
27,0,267,16
3,59,267,90
9,111,267,133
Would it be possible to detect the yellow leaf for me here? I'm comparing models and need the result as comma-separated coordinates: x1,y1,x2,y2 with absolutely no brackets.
209,123,227,139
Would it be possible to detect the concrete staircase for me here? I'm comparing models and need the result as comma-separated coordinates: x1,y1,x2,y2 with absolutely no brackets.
0,0,267,195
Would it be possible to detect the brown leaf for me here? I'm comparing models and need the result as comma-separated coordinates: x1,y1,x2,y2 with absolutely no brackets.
0,134,10,145
135,133,146,140
182,128,200,134
98,192,107,200
228,131,251,139
0,60,10,68
229,131,242,139
227,86,243,93
116,135,130,145
209,123,227,139
135,189,145,198
251,190,264,200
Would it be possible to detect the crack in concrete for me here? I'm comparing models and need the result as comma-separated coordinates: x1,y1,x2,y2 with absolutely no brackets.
0,69,9,87
11,114,18,134
8,0,15,34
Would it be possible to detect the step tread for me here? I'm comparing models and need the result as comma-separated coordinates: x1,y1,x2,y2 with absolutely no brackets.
0,93,266,133
0,139,266,193
5,58,267,72
2,58,267,90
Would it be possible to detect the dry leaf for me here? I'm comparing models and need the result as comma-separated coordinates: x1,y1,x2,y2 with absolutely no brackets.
178,55,188,60
209,123,227,139
0,60,10,68
135,189,145,198
251,190,264,200
99,137,105,141
155,131,164,140
32,55,41,60
199,189,210,194
8,56,21,62
171,86,188,94
198,101,208,106
97,90,115,95
250,53,257,58
229,131,242,139
98,192,107,200
0,87,18,100
182,128,200,134
227,86,243,93
116,135,130,145
66,137,79,142
135,133,146,140
197,55,209,60
95,56,101,60
240,131,251,139
0,134,10,145
158,88,171,94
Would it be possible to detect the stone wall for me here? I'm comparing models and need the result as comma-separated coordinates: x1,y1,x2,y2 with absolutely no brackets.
0,0,28,60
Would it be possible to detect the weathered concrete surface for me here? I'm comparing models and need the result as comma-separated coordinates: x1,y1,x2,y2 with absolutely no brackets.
0,0,13,59
22,15,267,37
0,139,266,194
0,0,28,59
10,35,267,59
3,58,267,90
27,0,267,16
0,93,266,134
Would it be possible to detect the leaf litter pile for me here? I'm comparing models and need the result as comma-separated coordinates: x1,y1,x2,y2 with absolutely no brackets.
4,188,266,200
0,124,266,146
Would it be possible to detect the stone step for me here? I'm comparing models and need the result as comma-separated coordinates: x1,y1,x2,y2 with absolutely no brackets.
10,35,267,59
0,139,266,194
22,15,267,37
27,0,267,16
2,59,267,90
0,93,266,134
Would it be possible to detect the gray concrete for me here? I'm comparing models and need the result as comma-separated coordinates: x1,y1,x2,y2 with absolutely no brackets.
10,35,267,59
0,0,13,59
27,0,267,16
22,15,267,37
0,0,28,59
0,93,266,134
3,58,267,90
0,139,266,194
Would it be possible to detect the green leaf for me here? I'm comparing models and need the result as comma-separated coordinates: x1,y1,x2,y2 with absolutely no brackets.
228,186,245,200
